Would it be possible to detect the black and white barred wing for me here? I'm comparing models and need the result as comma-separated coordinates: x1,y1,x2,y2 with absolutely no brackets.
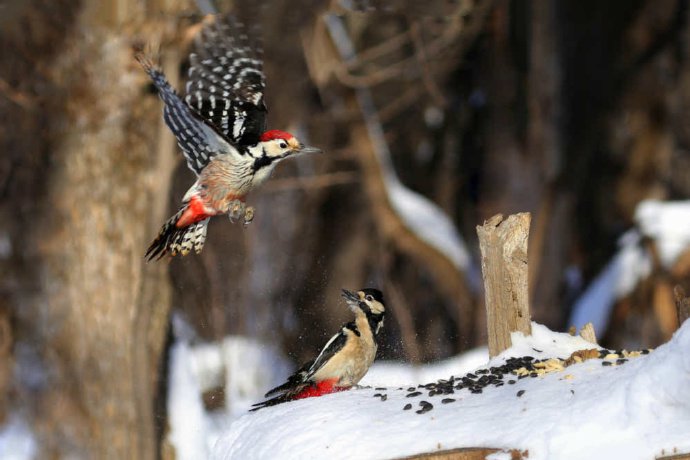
137,54,232,175
186,14,267,146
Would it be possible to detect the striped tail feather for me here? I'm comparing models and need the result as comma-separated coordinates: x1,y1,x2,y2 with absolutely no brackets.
145,208,210,261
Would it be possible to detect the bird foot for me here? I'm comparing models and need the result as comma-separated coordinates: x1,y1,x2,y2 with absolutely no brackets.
227,199,246,223
243,206,255,225
227,200,255,225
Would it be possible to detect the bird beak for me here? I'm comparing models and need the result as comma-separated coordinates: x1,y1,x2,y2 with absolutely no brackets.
298,144,322,155
341,289,360,304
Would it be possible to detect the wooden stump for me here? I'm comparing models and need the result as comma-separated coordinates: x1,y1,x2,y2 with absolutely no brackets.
477,213,532,357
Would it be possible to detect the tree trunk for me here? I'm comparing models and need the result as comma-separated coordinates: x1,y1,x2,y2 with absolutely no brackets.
0,1,187,457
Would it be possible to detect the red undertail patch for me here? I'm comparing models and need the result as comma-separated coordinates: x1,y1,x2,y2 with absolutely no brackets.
176,196,209,228
294,379,345,400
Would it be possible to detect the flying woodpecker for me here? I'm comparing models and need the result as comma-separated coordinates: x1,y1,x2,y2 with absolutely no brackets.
137,14,321,260
251,288,386,411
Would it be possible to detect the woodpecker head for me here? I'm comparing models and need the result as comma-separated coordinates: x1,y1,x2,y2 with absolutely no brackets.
342,288,386,335
252,130,321,170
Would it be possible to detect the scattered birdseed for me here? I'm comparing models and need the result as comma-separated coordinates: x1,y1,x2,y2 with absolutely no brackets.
416,401,433,414
385,346,650,410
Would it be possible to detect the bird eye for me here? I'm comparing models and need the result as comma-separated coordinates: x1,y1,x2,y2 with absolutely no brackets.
365,295,373,302
279,141,287,149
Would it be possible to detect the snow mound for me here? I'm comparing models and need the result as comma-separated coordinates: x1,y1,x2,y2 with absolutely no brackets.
569,199,690,333
214,321,690,460
635,199,690,267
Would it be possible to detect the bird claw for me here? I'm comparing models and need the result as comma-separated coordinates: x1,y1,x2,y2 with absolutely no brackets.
243,206,254,225
227,200,254,225
227,199,245,223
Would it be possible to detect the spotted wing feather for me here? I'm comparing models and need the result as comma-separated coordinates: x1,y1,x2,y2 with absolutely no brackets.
137,54,232,175
185,14,267,146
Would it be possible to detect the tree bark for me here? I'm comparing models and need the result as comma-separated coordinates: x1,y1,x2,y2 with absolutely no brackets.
0,1,186,457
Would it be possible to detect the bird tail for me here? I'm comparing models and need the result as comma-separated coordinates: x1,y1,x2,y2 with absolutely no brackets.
145,207,209,261
249,393,294,412
250,379,343,412
249,379,308,412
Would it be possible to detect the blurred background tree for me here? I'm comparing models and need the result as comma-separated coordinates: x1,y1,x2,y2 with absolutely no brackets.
1,0,689,457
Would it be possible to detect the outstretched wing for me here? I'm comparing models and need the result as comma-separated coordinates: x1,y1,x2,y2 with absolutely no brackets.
186,14,267,146
137,54,233,175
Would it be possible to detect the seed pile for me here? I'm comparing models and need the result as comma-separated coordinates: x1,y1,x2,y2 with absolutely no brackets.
368,347,653,415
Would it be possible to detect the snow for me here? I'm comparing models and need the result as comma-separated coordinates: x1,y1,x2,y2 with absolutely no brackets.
635,199,690,267
0,414,36,460
360,347,488,387
569,199,690,334
386,179,471,271
569,230,651,333
168,342,210,458
213,321,690,460
167,334,293,459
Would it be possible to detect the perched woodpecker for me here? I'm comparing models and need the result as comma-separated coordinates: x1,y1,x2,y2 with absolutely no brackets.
251,288,386,411
137,14,322,261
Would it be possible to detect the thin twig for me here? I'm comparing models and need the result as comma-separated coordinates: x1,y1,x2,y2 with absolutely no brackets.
0,78,32,109
261,171,359,193
344,29,411,69
377,85,426,123
409,21,447,107
332,0,494,89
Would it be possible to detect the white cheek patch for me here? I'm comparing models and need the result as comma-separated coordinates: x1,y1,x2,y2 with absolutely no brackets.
371,302,385,315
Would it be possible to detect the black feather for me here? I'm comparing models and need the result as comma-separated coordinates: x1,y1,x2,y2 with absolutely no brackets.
136,53,232,175
185,14,267,146
250,329,350,410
